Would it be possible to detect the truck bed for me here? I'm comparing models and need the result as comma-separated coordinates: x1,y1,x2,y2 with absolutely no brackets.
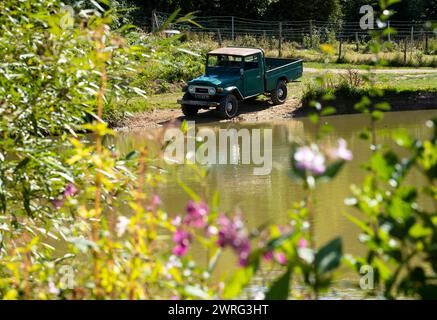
265,58,303,92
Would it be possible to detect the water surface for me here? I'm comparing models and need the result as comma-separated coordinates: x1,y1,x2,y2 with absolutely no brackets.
116,110,437,296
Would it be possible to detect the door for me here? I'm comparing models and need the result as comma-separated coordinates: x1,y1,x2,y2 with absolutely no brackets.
243,54,264,97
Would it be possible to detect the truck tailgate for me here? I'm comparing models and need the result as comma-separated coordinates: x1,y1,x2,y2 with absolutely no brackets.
265,58,303,92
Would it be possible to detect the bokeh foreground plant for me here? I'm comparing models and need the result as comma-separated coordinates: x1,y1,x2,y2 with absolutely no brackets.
0,0,436,300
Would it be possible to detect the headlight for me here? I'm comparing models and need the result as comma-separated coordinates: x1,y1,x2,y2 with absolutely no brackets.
188,86,195,94
208,87,216,95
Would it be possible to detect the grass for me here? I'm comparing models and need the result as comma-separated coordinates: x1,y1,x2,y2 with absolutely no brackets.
189,33,437,68
375,73,437,92
305,61,435,70
106,51,437,126
299,69,437,116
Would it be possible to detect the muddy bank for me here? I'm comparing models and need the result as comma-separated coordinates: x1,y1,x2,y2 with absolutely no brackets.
116,92,437,131
119,96,301,130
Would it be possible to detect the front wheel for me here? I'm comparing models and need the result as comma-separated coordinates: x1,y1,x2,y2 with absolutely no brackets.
181,104,199,117
181,93,199,117
217,94,239,119
271,80,288,105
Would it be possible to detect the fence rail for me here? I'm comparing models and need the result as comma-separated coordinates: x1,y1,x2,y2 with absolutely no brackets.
153,10,436,41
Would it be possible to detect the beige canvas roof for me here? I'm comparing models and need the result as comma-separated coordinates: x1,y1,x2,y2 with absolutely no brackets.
208,47,262,56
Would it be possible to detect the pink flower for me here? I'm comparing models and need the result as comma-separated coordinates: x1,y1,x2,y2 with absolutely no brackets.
238,240,251,267
172,229,192,257
298,238,308,249
172,245,189,257
52,199,64,210
263,251,274,262
294,146,326,175
64,183,78,197
275,252,287,265
152,194,161,205
184,201,209,228
52,183,78,210
171,215,182,227
173,229,191,246
217,214,251,266
330,139,353,161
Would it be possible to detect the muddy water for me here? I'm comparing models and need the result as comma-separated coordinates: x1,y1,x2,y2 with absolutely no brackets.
115,110,437,296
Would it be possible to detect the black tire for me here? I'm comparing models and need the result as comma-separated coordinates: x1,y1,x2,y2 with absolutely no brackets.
271,80,288,105
181,93,199,117
217,94,239,119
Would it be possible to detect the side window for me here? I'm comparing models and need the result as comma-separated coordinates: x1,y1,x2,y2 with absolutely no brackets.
244,54,259,70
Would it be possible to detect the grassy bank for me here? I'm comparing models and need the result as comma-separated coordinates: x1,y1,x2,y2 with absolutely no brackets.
297,70,437,116
107,66,437,127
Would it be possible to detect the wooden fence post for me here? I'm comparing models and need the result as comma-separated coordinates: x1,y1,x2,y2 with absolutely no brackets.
309,20,314,48
231,16,235,42
355,32,359,52
279,22,283,57
410,26,414,61
387,20,391,42
338,37,343,61
151,10,159,32
403,37,408,65
217,29,222,46
425,32,429,53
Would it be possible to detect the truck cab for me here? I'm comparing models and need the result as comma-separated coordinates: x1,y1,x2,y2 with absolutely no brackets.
178,47,303,119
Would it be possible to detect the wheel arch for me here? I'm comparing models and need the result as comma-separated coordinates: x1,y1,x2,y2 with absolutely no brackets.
278,76,289,84
224,86,244,101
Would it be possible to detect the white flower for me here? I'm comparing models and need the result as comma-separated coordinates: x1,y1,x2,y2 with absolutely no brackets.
48,282,60,295
294,146,326,175
116,216,130,237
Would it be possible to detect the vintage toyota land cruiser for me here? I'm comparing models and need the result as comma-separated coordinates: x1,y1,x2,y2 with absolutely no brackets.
177,47,303,119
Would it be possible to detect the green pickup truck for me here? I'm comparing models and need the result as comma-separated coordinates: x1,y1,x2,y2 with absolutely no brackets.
177,47,303,119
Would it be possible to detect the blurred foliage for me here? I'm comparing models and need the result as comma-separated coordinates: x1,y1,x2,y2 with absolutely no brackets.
0,0,436,301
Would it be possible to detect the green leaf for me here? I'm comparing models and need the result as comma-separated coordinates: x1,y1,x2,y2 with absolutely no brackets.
393,129,413,148
370,151,397,181
371,110,384,121
15,157,30,172
265,267,292,300
389,196,412,221
184,285,209,299
177,179,201,202
222,265,256,299
318,160,345,180
309,112,319,124
320,107,336,116
125,150,139,160
375,102,391,111
409,223,432,238
315,237,342,275
267,232,294,250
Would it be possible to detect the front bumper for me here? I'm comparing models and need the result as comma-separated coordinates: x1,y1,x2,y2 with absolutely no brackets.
177,100,220,108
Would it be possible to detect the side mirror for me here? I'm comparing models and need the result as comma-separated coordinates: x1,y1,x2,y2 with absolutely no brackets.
240,68,244,78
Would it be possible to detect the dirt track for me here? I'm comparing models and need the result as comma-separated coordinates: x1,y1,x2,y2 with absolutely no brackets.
122,96,301,130
118,67,437,130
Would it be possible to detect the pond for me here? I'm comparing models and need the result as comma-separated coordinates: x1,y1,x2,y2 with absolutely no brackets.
115,110,437,298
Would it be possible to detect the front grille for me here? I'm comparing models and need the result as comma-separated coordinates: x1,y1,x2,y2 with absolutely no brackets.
195,88,209,94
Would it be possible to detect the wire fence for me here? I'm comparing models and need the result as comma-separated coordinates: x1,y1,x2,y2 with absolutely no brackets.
152,10,436,55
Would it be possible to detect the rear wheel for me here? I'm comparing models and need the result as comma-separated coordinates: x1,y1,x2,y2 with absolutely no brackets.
181,93,199,117
217,94,239,119
271,80,288,105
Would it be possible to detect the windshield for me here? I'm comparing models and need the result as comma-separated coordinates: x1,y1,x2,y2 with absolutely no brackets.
207,55,243,68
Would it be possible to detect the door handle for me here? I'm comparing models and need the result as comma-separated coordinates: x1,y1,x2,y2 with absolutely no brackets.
256,75,261,79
